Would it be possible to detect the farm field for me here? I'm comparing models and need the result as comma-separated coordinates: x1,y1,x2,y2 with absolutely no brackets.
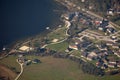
17,56,120,80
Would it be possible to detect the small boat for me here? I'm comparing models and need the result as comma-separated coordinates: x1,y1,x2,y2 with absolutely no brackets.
46,27,50,30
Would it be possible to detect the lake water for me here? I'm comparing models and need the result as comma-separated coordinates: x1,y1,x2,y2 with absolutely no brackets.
0,0,62,50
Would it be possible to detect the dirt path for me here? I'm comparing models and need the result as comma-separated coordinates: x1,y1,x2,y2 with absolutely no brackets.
0,65,17,80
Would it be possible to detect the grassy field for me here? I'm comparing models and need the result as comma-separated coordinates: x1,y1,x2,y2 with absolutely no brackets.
0,55,20,72
17,56,120,80
47,41,69,52
0,55,120,80
0,55,20,80
47,26,67,42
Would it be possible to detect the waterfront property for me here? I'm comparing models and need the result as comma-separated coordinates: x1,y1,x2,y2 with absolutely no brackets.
19,46,34,52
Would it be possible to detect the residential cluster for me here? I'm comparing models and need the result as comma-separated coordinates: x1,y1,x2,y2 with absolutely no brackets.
62,9,120,69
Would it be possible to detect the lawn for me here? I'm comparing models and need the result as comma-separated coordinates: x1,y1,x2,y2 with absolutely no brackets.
18,56,120,80
47,41,69,52
47,26,67,42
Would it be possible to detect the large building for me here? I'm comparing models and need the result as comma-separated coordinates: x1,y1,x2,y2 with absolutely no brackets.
19,46,33,52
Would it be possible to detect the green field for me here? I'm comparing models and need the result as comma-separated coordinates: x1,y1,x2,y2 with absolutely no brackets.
47,26,67,42
0,55,20,72
47,41,69,52
1,55,120,80
17,56,120,80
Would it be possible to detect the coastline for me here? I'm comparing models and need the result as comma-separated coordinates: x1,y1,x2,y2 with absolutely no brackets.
0,0,120,80
0,0,65,52
0,0,65,51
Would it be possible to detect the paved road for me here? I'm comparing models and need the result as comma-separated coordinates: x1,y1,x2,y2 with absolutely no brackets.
86,11,119,27
65,20,71,36
42,20,71,48
14,60,24,80
86,10,120,35
78,29,114,42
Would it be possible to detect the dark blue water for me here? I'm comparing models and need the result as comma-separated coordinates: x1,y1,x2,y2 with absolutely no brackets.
0,0,61,50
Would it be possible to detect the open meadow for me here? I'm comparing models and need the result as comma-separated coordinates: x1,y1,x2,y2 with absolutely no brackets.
17,56,120,80
0,55,120,80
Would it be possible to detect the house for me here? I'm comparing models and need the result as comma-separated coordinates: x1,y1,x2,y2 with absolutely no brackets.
97,50,108,58
97,43,107,49
116,9,120,14
108,56,117,64
78,40,92,49
81,0,85,2
62,13,70,20
98,27,103,31
108,62,116,68
89,6,93,10
95,20,102,25
19,46,33,52
32,59,41,64
18,54,24,63
52,39,58,42
63,13,75,21
73,37,81,44
24,59,32,66
112,44,119,49
87,55,93,61
106,41,115,46
96,61,104,68
100,19,109,27
106,27,116,33
117,61,120,67
69,45,78,50
114,51,120,58
81,52,88,58
107,9,114,16
87,52,97,61
110,36,117,40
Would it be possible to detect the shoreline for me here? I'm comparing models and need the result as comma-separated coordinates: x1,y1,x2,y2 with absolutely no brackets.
0,0,65,51
0,8,65,53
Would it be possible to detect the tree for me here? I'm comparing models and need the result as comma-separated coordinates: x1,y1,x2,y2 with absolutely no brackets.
81,62,104,76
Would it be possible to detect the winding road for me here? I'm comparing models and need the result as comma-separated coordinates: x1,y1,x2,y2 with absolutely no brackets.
14,59,24,80
12,21,71,80
42,20,71,48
